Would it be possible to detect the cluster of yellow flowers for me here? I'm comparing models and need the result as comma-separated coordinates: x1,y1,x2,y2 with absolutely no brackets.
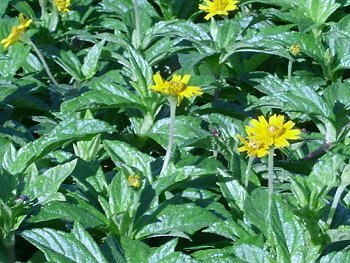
1,14,32,49
238,114,301,157
150,72,203,105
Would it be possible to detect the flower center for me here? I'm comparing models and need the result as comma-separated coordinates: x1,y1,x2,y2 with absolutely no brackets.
169,81,186,95
215,0,229,10
248,140,258,150
268,125,283,137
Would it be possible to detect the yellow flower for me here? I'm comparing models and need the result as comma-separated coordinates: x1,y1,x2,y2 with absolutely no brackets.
150,72,203,105
1,13,32,49
199,0,239,20
237,134,269,158
245,114,301,148
54,0,71,12
127,175,141,189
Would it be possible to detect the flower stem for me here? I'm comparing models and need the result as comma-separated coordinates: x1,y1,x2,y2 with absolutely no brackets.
128,189,140,237
39,0,47,19
133,0,141,49
326,184,346,227
244,156,254,189
288,60,293,82
268,146,275,211
26,36,59,86
160,97,177,174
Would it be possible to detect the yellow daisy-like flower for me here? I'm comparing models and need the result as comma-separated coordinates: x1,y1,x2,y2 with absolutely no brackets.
54,0,71,13
1,13,32,49
245,114,301,149
237,134,269,158
199,0,239,20
150,72,203,105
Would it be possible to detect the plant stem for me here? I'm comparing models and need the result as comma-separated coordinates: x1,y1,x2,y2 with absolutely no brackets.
128,189,140,238
268,146,275,211
288,60,293,82
3,233,15,263
244,156,254,189
160,98,177,174
26,36,59,86
39,0,47,19
133,0,141,49
326,184,346,226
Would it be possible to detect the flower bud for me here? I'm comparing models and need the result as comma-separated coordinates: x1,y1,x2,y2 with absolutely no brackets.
128,175,141,189
289,44,301,56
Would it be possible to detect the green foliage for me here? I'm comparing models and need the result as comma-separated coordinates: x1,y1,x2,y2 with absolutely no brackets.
0,0,350,262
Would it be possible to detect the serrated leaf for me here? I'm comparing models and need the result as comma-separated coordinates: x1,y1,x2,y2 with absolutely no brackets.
24,159,77,203
8,118,115,175
22,224,109,263
103,140,154,180
0,0,9,17
244,190,320,263
0,44,31,77
146,115,210,148
101,234,127,263
320,250,350,262
81,39,105,79
204,219,250,241
109,169,133,214
55,50,83,81
61,89,146,113
135,203,218,239
27,195,108,228
217,169,246,211
234,244,276,263
297,0,340,24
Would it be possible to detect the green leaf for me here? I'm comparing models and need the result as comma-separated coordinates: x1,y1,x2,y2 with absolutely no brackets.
8,118,115,175
297,0,340,24
101,234,127,263
0,44,31,77
23,159,77,203
135,203,218,239
55,50,83,81
109,169,133,215
120,237,152,262
204,219,251,241
61,89,146,113
245,190,320,263
307,153,345,192
103,140,154,180
81,39,105,79
0,168,15,202
0,0,9,17
146,116,210,148
234,244,277,263
27,196,108,228
22,224,109,263
120,236,197,263
320,250,350,262
148,20,211,43
217,169,246,212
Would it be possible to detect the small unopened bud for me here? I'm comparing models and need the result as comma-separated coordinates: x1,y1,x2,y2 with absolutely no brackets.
341,164,350,186
289,44,301,56
128,175,141,189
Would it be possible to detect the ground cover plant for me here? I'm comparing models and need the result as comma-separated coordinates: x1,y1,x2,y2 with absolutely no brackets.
1,0,350,262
